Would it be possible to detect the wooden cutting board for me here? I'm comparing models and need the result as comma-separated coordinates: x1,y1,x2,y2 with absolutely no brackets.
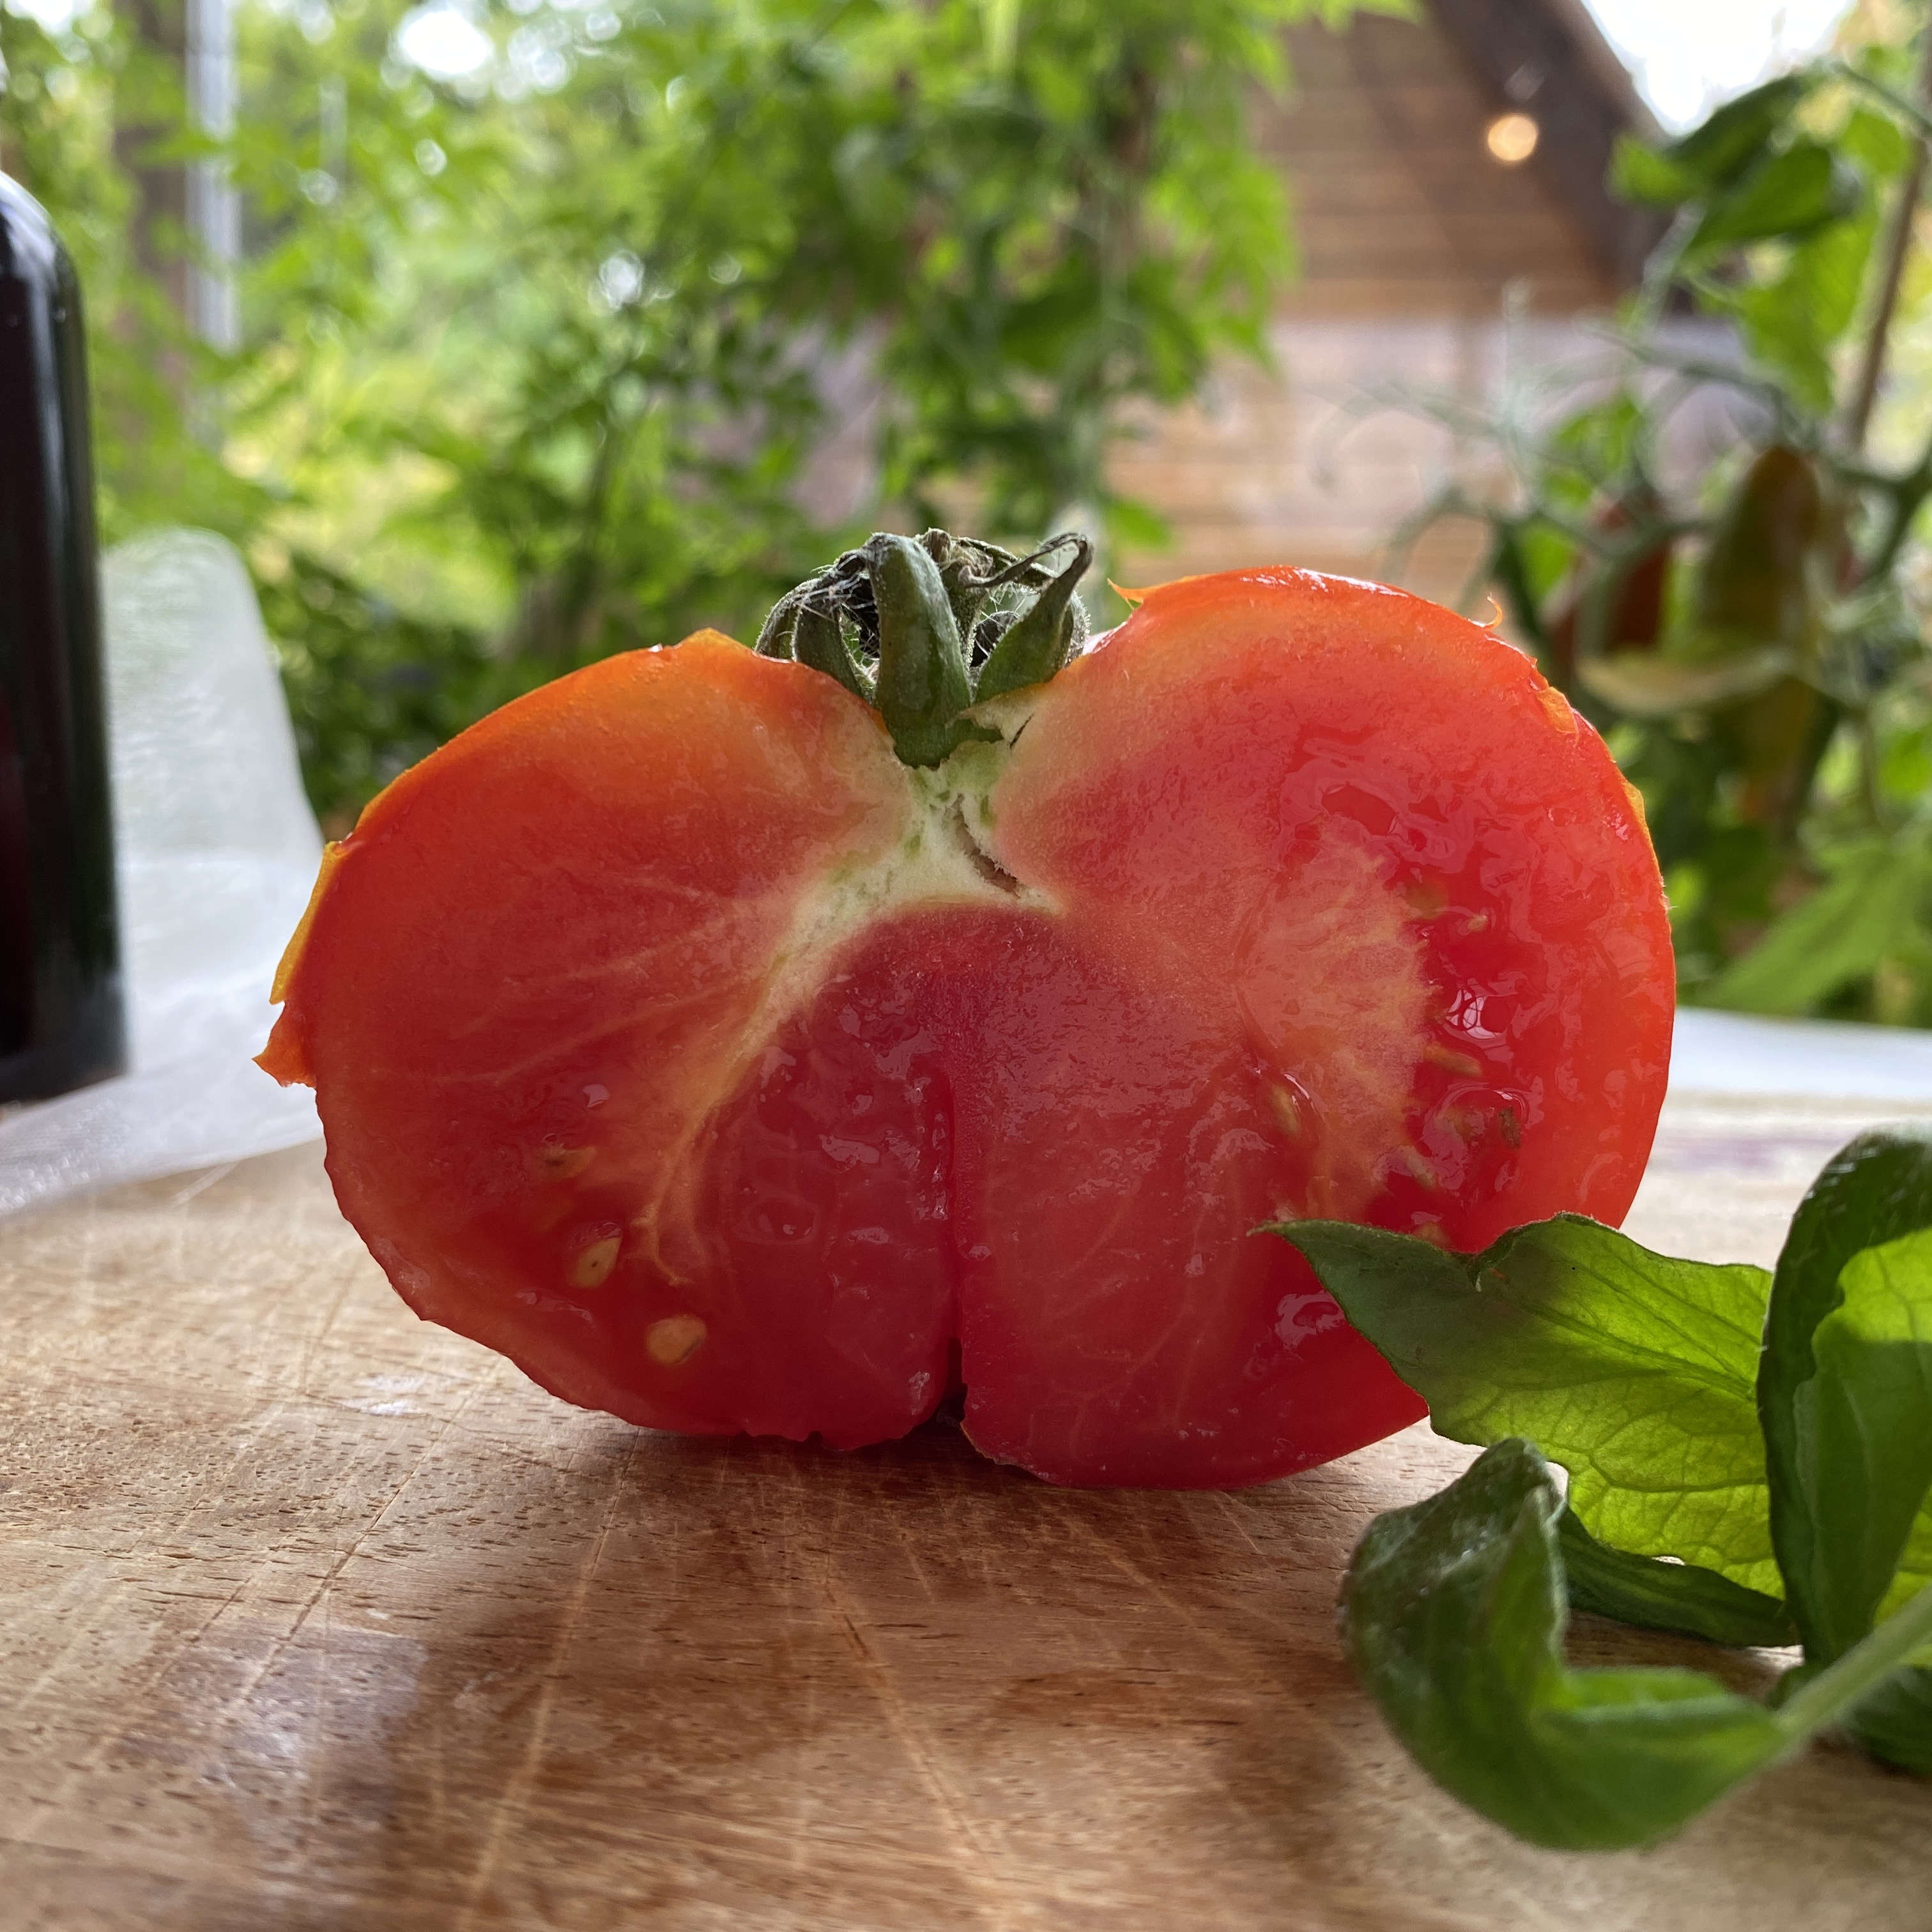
3,1096,1930,1931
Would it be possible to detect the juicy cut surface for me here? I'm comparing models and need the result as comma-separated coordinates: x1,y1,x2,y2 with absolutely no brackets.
261,574,1674,1487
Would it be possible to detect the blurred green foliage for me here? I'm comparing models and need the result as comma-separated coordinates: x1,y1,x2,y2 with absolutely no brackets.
1,0,1363,825
1395,31,1932,1025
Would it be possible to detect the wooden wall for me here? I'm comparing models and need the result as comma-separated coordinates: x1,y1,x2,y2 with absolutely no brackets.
1267,6,1620,319
1112,4,1636,607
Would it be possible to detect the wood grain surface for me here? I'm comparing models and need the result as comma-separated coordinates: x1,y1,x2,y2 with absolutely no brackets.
4,1095,1931,1931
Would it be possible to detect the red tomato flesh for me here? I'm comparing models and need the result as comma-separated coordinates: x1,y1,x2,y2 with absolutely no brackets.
262,571,1673,1487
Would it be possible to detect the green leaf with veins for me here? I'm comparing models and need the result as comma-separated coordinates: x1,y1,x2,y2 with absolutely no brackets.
1344,1438,1932,1851
1275,1216,1779,1591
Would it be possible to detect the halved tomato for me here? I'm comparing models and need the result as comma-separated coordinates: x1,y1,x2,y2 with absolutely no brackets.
262,549,1672,1487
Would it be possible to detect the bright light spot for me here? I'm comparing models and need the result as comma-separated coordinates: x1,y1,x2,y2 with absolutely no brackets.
3,0,81,28
1485,112,1540,165
509,22,571,91
414,137,447,176
597,249,644,308
395,1,493,80
1581,0,1857,132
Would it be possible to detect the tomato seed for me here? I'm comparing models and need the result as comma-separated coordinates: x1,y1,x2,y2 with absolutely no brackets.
569,1235,622,1289
647,1315,708,1365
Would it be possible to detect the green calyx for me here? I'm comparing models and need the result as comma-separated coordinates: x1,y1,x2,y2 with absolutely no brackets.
753,530,1094,767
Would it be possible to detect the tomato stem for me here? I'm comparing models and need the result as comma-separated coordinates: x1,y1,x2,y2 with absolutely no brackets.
753,529,1093,767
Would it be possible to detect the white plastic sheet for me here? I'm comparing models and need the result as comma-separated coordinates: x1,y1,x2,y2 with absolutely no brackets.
0,530,324,1217
1670,1006,1932,1101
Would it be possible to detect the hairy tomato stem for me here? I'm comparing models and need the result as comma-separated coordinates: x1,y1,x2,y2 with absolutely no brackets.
753,528,1092,767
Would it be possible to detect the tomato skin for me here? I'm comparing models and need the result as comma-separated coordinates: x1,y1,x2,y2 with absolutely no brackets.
263,572,1673,1488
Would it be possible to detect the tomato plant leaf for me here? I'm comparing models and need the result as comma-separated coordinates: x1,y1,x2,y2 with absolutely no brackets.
1728,194,1882,413
1277,1217,1779,1590
1804,1229,1932,1644
1837,102,1913,177
1558,1508,1795,1648
1341,1439,1791,1851
1775,1219,1932,1771
1749,1131,1932,1775
1611,134,1699,208
1845,1667,1932,1776
1664,73,1815,192
1344,1438,1932,1851
1688,142,1864,252
1759,1128,1932,1652
1702,841,1932,1016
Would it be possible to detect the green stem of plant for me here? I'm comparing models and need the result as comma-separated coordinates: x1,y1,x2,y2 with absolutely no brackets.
1860,449,1932,583
1630,206,1701,335
1845,30,1932,455
1857,706,1893,832
1837,59,1932,144
1777,1582,1932,1740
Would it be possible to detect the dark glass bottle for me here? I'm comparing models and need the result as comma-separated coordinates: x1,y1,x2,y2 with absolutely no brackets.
0,174,125,1101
